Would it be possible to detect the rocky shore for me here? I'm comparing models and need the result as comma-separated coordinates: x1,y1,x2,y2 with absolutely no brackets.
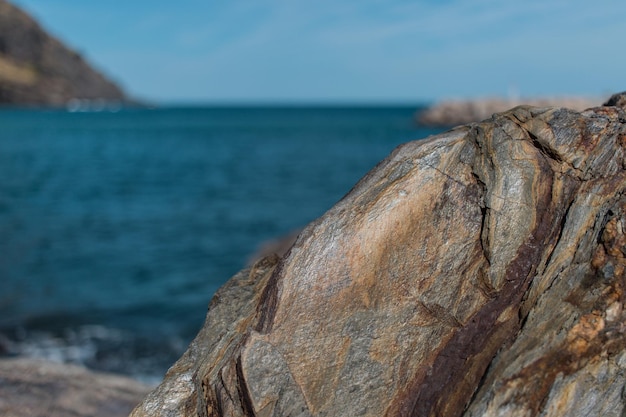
417,96,601,127
131,93,626,417
0,358,151,417
0,0,129,106
4,94,625,417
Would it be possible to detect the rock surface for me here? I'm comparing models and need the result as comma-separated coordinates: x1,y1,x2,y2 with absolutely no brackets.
132,93,626,417
0,358,151,417
417,96,600,127
0,0,127,106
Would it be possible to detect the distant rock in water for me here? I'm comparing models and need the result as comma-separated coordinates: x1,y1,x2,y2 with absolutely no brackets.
417,96,601,127
131,94,626,417
0,0,128,106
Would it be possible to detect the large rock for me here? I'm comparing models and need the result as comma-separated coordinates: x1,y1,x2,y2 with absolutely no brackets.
0,358,151,417
0,0,128,106
132,93,626,417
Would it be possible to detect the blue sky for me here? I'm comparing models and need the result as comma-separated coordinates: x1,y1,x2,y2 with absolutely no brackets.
12,0,626,104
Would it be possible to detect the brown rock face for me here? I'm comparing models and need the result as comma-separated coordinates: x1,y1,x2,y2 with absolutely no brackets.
0,0,127,106
132,94,626,417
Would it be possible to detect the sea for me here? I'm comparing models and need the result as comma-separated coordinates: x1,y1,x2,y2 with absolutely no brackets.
0,105,445,384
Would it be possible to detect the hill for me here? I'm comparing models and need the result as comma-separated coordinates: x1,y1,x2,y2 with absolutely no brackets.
0,0,128,106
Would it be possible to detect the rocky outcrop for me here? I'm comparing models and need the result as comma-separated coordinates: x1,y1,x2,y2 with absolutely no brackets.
132,93,626,417
417,96,600,127
0,358,151,417
0,0,127,106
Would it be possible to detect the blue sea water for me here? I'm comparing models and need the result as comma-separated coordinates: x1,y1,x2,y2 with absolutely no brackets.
0,105,444,382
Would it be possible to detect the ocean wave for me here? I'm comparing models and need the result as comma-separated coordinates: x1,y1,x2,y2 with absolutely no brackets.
0,323,185,385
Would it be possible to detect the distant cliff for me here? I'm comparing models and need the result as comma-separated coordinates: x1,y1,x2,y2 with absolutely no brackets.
0,0,128,106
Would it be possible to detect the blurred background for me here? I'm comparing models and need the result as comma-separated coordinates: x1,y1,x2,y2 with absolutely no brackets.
0,0,624,384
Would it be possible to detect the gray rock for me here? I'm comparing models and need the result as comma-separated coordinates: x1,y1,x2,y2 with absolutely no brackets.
604,91,626,109
0,358,151,417
132,94,626,417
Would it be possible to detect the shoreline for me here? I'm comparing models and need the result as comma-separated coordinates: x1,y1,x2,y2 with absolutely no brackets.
0,357,151,417
417,96,603,127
